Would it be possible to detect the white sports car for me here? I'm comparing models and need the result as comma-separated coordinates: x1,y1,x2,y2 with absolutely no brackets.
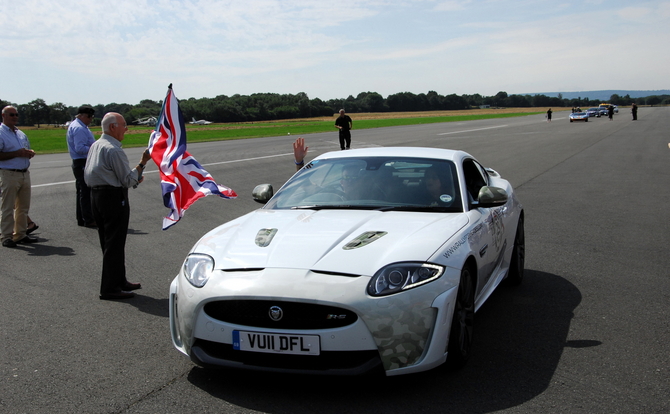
169,147,525,376
569,112,589,122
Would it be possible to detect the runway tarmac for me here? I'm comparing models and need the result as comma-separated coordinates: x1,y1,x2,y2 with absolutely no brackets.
1,106,668,413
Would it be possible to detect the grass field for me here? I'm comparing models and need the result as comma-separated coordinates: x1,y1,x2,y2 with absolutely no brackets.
22,107,551,154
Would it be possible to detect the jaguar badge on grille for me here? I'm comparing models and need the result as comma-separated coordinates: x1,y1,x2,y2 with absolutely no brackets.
268,306,283,321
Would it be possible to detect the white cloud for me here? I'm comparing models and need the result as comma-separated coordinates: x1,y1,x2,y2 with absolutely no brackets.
0,0,667,106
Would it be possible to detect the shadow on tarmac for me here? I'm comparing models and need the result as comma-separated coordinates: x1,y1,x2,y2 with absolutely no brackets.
127,295,170,318
18,240,76,256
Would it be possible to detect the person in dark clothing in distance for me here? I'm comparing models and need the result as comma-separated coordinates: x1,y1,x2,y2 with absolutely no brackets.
335,109,353,150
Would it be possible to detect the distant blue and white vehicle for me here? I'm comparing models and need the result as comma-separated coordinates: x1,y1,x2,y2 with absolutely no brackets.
586,107,601,117
169,147,525,376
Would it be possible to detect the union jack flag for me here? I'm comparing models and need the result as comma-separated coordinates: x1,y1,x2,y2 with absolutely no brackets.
148,84,237,230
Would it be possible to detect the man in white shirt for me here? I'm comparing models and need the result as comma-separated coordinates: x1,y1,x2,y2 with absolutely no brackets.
0,106,37,248
85,112,151,300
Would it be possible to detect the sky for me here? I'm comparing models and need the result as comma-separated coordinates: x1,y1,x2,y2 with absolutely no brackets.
1,0,669,107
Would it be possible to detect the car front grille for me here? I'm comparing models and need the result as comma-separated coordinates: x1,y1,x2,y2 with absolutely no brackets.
203,300,359,329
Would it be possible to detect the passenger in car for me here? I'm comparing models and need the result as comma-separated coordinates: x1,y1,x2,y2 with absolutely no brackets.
421,166,456,206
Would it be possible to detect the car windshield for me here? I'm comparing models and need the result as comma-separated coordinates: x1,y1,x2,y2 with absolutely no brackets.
264,156,463,212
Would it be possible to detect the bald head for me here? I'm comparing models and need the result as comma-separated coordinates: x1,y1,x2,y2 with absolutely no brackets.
2,106,19,129
2,105,17,115
101,112,127,141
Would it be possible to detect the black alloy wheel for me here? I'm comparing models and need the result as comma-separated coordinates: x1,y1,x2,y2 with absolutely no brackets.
506,216,525,286
446,265,475,369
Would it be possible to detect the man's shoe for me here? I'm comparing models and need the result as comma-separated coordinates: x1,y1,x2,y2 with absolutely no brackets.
2,239,17,248
99,291,135,300
84,221,97,229
17,236,38,244
123,281,142,291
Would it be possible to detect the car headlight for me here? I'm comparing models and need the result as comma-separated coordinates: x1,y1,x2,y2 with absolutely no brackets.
182,254,214,288
367,262,444,297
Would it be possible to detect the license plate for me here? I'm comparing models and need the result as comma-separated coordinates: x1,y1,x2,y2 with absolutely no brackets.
233,330,320,355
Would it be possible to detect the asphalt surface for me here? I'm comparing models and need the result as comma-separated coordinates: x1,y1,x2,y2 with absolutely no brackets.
1,107,668,413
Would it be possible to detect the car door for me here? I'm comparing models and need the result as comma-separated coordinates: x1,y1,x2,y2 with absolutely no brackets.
462,158,505,297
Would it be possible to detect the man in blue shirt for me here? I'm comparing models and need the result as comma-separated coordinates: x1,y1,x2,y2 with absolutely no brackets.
67,105,97,227
0,106,37,247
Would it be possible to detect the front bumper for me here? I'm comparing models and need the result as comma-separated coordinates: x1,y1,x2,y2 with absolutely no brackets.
169,266,461,376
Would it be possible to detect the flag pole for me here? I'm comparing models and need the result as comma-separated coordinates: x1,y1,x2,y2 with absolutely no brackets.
153,83,172,135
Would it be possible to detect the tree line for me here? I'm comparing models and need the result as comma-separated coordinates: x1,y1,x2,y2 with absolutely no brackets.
1,91,668,127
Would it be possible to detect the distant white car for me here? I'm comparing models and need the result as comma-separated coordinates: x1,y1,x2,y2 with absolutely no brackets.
599,104,618,114
570,112,589,122
170,147,525,376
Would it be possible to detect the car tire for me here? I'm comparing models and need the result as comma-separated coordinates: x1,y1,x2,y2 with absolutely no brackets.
570,119,573,122
585,118,588,122
446,265,475,369
506,216,525,286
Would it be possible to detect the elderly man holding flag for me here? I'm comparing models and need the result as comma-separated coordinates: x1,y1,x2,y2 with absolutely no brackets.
148,84,237,230
85,112,151,300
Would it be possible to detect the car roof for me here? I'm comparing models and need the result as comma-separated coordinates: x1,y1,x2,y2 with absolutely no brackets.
313,147,469,162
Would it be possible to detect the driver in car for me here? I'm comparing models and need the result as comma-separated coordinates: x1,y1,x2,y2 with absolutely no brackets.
339,164,366,199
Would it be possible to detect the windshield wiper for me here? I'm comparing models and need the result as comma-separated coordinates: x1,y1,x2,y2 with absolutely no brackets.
291,205,381,211
375,205,459,212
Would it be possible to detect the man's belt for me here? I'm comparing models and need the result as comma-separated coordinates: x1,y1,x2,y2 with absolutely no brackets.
91,185,122,190
0,168,28,173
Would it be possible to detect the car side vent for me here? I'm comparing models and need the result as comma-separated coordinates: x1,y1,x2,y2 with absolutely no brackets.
343,231,387,250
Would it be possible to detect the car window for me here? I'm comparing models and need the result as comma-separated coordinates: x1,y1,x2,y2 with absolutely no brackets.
264,157,462,212
462,159,488,201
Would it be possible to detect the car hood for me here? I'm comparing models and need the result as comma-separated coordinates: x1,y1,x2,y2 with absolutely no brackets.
192,209,469,276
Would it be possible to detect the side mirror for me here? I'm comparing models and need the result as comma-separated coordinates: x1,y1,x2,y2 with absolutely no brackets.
252,184,274,204
474,186,508,208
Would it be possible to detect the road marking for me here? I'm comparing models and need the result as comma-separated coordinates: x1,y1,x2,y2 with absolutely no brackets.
32,180,76,188
438,125,508,135
32,152,296,188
